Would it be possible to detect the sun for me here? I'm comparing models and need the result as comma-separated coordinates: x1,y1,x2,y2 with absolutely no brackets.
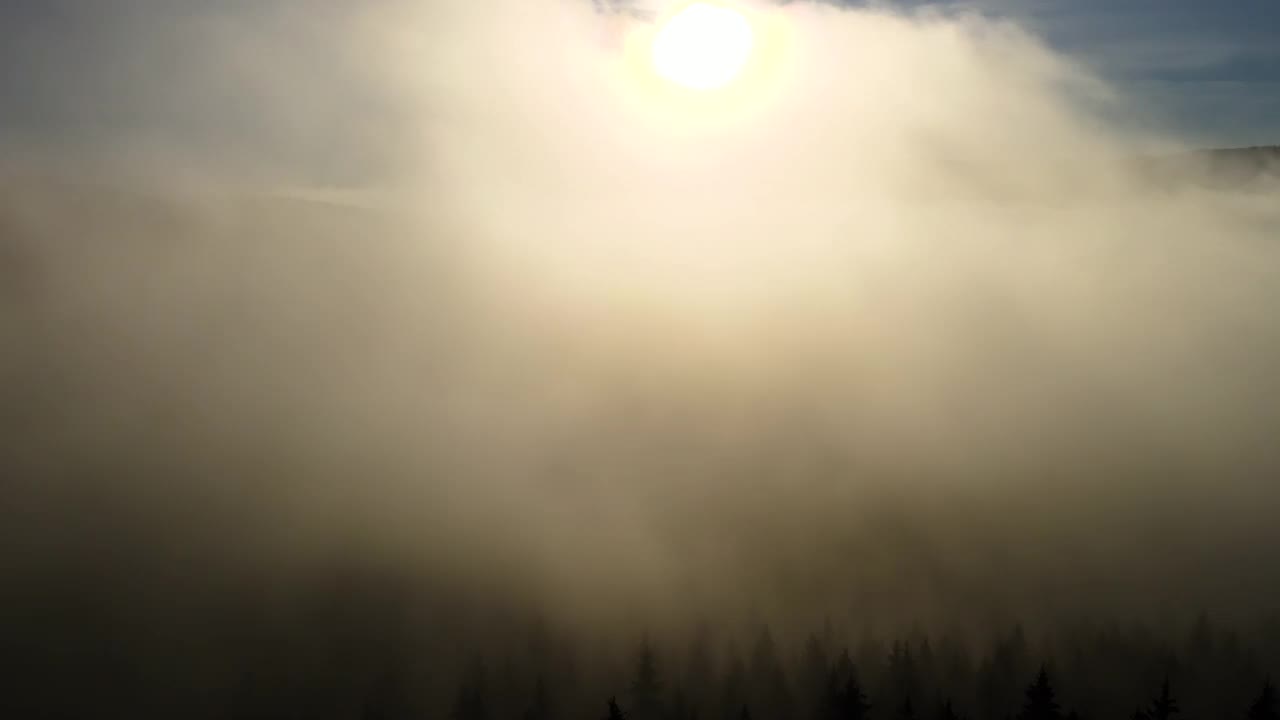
650,2,755,91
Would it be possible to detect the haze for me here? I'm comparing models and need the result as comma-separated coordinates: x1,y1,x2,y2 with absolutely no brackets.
2,0,1280,717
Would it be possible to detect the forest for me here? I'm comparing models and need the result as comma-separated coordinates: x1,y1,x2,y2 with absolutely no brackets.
431,614,1280,720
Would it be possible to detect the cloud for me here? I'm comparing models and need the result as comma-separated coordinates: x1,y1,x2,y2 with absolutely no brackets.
3,0,1280,638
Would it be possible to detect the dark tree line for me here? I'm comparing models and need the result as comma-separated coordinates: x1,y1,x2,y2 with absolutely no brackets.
441,618,1279,720
563,658,1275,720
8,583,1280,719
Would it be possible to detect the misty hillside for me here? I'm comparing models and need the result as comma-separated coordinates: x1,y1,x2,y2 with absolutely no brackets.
5,147,1280,718
4,163,1280,717
1143,146,1280,189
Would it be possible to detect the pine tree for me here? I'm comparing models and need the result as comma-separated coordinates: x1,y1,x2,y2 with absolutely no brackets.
980,627,1031,720
603,697,627,720
887,641,919,706
916,637,937,699
721,649,748,720
1146,678,1179,720
830,649,856,692
899,697,919,720
827,662,871,720
938,699,963,720
803,634,832,720
1250,679,1279,720
748,627,793,719
686,625,715,715
937,635,973,702
632,636,663,720
1017,667,1062,720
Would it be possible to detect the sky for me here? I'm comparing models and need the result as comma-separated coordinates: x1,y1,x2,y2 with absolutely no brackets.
952,0,1280,145
0,0,1277,187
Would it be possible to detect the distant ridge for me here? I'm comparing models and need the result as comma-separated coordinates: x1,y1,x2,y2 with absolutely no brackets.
1194,145,1280,184
1144,145,1280,189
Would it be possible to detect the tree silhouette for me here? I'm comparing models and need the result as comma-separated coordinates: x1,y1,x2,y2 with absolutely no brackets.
1250,679,1279,720
721,649,748,720
914,636,939,705
802,633,832,720
603,696,627,720
826,653,871,720
686,624,715,717
1144,678,1180,720
1017,667,1063,720
748,627,793,720
979,627,1031,720
830,648,856,693
888,641,920,706
631,636,663,720
362,617,1280,720
936,635,973,699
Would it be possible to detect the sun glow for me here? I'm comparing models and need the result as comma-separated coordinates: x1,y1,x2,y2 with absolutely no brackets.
650,2,755,91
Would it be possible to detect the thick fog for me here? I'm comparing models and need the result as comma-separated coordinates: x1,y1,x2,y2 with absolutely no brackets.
4,0,1280,693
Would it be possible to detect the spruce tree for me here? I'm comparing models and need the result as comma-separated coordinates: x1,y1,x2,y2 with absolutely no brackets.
1147,678,1179,720
748,627,793,719
1017,667,1062,720
603,697,627,720
632,636,663,720
887,642,919,706
803,634,832,720
827,659,871,720
686,625,715,716
721,650,748,720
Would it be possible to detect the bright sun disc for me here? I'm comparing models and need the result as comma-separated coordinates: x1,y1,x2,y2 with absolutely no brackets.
651,2,754,91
